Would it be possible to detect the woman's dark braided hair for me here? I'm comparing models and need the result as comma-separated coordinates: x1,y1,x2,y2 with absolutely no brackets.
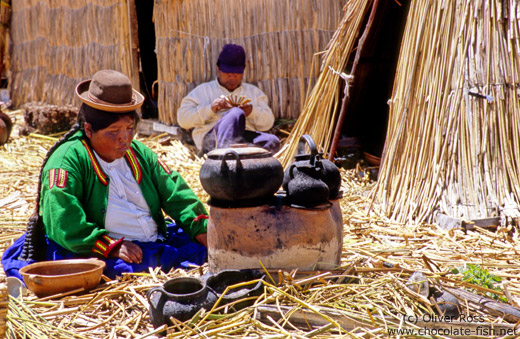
19,104,139,261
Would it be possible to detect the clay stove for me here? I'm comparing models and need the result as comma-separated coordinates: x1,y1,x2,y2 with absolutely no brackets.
201,139,344,273
207,196,343,273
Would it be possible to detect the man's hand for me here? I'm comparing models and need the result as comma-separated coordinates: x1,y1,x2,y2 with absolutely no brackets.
211,97,231,113
239,103,253,116
109,240,143,264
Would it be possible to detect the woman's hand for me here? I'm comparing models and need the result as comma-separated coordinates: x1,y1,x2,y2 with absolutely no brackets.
195,233,208,247
109,240,143,264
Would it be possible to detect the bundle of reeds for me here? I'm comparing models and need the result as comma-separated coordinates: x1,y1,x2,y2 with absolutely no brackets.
21,102,78,135
9,0,136,108
370,0,520,225
153,0,345,124
277,0,372,167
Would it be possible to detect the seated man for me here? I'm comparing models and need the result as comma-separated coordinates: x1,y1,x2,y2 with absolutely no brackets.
177,44,280,154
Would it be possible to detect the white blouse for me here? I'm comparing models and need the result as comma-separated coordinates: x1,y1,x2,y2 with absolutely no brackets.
95,152,159,242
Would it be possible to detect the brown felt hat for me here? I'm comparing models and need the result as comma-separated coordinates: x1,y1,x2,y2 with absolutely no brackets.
75,70,144,112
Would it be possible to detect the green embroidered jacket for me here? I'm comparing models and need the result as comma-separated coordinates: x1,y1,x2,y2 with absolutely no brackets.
40,130,208,257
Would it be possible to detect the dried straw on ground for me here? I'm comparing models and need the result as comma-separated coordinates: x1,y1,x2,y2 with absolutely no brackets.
2,110,520,338
371,0,520,225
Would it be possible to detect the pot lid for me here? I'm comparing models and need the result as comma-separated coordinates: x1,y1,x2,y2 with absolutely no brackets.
206,144,273,159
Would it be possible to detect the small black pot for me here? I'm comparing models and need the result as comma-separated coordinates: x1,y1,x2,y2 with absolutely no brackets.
205,269,264,312
286,163,330,207
146,277,217,328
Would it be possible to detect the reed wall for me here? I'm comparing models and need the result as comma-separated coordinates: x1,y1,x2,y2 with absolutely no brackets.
9,0,136,107
154,0,346,124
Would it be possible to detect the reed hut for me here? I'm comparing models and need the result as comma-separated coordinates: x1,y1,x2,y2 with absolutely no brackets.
8,0,345,124
280,0,520,227
370,0,520,226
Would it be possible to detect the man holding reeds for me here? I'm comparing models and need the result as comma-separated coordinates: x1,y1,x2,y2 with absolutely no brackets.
177,44,280,154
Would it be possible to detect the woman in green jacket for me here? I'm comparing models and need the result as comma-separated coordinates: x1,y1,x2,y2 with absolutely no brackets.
2,70,208,280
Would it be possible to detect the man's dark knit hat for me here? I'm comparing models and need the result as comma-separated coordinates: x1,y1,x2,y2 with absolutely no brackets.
217,44,246,74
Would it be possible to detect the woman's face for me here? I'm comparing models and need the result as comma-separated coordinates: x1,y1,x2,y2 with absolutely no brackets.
85,115,136,162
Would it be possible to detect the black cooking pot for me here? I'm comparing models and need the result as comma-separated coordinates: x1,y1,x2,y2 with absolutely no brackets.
200,145,283,201
282,135,342,200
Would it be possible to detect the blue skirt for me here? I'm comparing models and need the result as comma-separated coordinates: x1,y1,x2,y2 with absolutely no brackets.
2,223,207,282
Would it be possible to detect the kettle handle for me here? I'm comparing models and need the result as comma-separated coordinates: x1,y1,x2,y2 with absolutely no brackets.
288,163,297,179
298,135,318,166
146,286,166,309
220,150,243,172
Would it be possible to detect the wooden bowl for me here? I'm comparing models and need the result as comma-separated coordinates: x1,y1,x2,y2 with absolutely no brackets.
19,258,106,297
363,152,381,166
0,282,8,337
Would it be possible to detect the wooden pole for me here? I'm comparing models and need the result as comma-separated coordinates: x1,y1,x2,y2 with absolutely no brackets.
127,0,141,95
328,0,380,162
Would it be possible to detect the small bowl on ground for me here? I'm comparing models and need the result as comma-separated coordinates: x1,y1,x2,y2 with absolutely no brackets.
363,152,381,166
19,258,106,298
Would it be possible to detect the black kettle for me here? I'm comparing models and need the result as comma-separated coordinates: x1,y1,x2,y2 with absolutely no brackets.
285,161,329,207
282,135,342,202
